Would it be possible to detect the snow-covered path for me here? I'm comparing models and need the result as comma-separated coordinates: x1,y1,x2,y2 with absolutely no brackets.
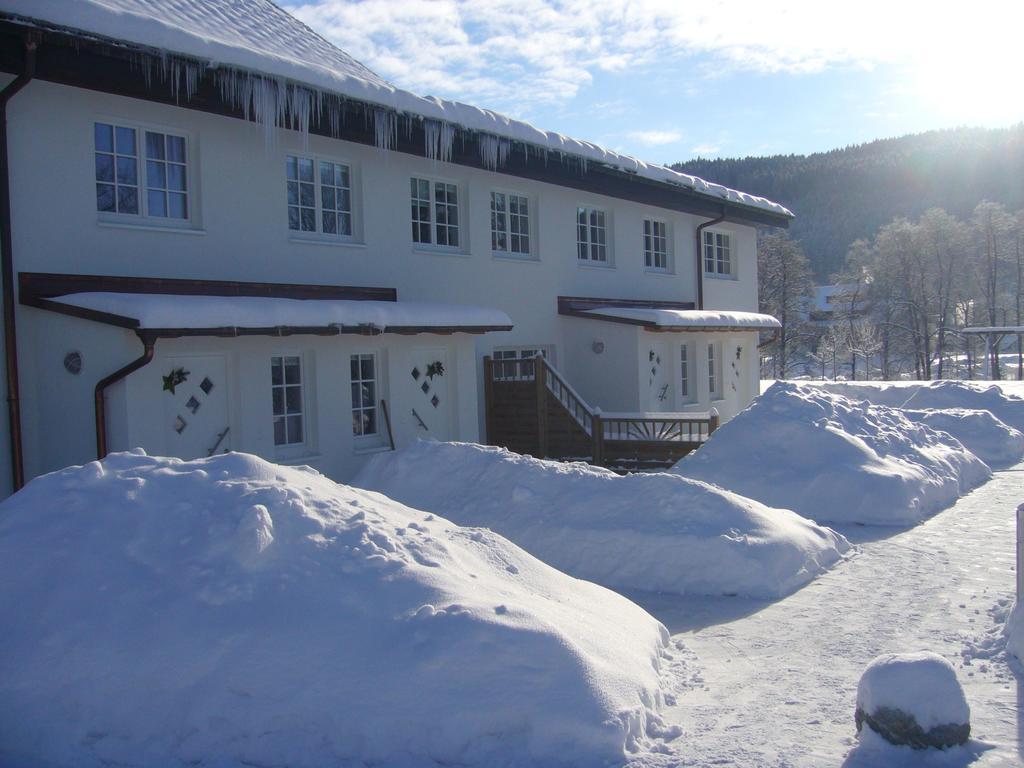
633,463,1023,767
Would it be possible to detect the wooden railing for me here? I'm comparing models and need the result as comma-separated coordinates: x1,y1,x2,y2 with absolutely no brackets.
484,354,719,469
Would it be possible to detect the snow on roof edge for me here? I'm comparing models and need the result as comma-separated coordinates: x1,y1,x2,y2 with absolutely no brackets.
0,0,793,220
584,307,782,330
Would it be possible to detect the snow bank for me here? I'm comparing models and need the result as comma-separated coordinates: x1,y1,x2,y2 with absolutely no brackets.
674,383,991,526
809,380,1024,432
902,408,1024,468
0,451,677,767
354,441,850,599
855,652,970,748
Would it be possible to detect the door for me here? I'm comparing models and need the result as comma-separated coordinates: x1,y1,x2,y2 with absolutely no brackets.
160,354,231,459
406,347,451,441
644,339,672,412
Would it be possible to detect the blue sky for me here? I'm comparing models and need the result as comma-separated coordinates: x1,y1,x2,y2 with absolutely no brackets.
288,0,1023,164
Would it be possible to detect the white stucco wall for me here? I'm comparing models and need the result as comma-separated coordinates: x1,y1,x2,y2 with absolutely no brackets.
2,78,767,491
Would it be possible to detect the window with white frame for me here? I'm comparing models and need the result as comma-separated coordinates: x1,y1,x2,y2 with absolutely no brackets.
680,342,693,401
707,342,722,399
286,155,353,237
577,206,608,263
411,177,460,247
491,192,530,256
350,353,378,437
703,230,732,276
95,122,189,219
644,218,668,270
493,347,547,381
271,355,304,446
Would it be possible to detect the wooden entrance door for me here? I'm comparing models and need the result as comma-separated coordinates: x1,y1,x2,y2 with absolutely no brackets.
160,354,231,459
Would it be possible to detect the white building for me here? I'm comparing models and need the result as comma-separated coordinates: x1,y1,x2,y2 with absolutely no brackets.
0,0,790,495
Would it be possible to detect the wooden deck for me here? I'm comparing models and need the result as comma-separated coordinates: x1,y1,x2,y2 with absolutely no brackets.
483,356,718,472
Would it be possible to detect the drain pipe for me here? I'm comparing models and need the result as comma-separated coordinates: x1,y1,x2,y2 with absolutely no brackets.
95,332,156,459
0,36,38,491
695,207,727,311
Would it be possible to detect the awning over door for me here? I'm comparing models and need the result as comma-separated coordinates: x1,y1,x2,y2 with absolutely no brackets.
582,307,780,332
20,272,513,337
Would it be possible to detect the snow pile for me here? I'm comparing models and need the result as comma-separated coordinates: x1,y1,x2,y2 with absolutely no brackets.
674,383,991,526
0,450,678,767
855,652,970,749
354,441,850,599
902,408,1024,468
810,380,1024,432
1006,601,1024,663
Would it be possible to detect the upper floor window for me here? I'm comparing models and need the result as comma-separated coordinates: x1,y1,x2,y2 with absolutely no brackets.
271,355,304,446
95,122,189,219
286,155,353,237
411,177,459,248
491,192,530,256
644,218,668,270
577,206,608,263
703,230,732,276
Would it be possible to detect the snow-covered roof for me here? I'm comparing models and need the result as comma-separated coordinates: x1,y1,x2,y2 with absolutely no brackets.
0,0,792,220
50,292,512,333
583,307,781,331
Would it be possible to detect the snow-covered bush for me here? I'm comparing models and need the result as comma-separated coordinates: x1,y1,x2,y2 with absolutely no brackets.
355,440,850,599
902,408,1024,467
812,380,1024,432
855,652,970,749
674,383,991,526
0,451,678,767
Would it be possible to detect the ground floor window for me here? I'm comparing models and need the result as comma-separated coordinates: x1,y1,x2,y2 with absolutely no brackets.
680,342,693,401
708,341,722,399
271,355,304,446
351,353,378,437
493,347,548,381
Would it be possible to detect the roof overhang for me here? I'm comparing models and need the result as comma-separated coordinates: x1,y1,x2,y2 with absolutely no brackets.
19,272,513,337
557,296,779,332
0,18,791,230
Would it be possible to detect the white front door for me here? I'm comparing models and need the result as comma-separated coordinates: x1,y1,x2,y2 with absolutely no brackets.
160,354,231,459
406,347,451,441
644,339,672,412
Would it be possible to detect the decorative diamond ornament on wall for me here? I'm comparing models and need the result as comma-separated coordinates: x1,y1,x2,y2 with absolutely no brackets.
431,394,440,408
421,381,430,394
411,367,421,380
200,377,214,394
186,396,201,414
173,415,187,434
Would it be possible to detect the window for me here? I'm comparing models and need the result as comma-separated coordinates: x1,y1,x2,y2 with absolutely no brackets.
707,342,722,399
351,353,378,437
411,177,459,248
493,347,547,381
491,192,530,256
286,155,353,237
680,343,692,401
95,123,190,219
271,356,304,446
577,206,608,263
644,219,668,270
703,230,732,276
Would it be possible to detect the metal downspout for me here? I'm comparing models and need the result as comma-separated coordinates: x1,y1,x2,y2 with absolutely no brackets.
95,332,156,459
695,207,727,311
0,36,38,491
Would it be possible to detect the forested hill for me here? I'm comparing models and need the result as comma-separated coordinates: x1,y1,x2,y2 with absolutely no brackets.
674,124,1024,280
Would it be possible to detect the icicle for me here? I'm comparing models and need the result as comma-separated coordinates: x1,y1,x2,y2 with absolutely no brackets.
373,108,397,151
478,133,510,171
423,119,455,163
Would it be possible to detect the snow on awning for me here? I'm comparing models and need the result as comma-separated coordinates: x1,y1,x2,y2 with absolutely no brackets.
44,292,512,336
582,307,781,332
962,326,1024,335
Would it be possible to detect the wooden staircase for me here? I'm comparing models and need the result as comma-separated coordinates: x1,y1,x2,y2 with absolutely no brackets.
483,355,718,472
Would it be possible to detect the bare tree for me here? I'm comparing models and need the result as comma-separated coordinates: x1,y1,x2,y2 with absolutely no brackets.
757,231,814,380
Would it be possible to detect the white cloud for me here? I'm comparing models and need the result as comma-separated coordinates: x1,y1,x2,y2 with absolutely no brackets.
287,0,1024,120
629,130,683,146
690,144,721,155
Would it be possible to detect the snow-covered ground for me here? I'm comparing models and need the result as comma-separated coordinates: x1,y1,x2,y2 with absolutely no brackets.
0,451,681,767
630,457,1024,767
355,441,850,599
676,383,992,525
